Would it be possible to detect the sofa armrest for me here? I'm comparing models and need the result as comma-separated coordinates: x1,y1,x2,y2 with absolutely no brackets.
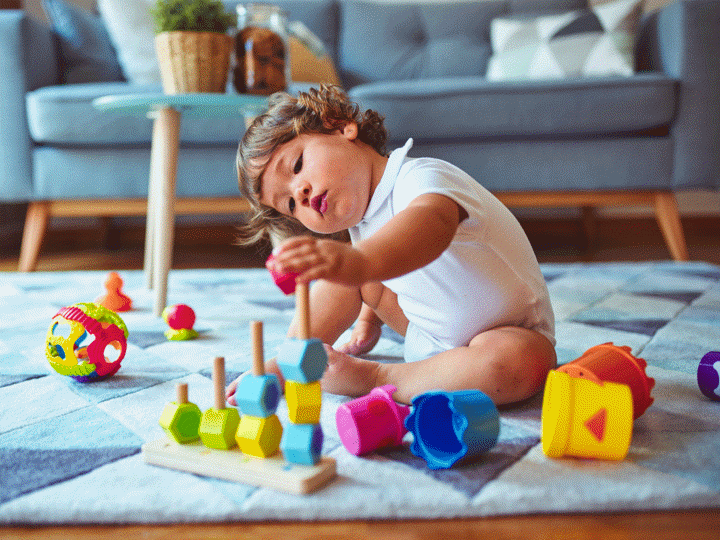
648,0,720,189
0,10,59,202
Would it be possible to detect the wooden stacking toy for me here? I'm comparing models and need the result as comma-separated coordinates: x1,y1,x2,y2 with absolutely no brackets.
199,356,241,450
143,319,337,494
159,382,202,444
277,283,328,465
235,321,283,458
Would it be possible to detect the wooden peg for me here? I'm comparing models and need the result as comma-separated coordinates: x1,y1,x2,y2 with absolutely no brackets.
296,282,310,340
251,320,264,376
176,382,188,404
213,356,226,410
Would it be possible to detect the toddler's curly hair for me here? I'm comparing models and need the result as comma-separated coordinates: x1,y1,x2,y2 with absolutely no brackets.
236,85,387,245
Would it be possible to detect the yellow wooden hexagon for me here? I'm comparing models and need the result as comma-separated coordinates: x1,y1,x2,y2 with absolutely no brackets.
285,380,322,424
235,414,283,458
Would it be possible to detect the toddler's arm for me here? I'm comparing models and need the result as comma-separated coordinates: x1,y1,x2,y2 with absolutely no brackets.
270,193,465,286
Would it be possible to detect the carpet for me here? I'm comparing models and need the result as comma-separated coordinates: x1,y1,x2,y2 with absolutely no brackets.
1,262,719,524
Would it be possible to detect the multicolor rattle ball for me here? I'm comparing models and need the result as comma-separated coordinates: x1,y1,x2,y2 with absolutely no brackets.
45,302,128,382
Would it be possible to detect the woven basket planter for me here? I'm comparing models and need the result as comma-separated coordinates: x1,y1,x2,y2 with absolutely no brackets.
155,31,233,94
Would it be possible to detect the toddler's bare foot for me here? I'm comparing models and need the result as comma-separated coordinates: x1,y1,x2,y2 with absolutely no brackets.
321,344,381,397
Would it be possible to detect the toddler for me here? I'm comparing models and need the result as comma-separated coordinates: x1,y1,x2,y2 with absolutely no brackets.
227,85,556,406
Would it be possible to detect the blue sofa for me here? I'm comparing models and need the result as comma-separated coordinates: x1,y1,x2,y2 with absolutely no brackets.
2,0,719,270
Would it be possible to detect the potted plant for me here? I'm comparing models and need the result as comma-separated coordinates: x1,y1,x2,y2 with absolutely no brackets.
152,0,237,93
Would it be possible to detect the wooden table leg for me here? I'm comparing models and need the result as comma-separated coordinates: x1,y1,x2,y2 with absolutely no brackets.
145,114,161,289
149,107,181,316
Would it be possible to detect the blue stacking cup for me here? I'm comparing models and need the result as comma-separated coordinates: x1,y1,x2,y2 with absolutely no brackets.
405,390,499,469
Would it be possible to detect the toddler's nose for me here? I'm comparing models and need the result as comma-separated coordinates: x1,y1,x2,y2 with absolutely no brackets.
295,184,311,206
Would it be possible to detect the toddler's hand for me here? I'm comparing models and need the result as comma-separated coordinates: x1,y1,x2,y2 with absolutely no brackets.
338,320,382,356
269,236,368,286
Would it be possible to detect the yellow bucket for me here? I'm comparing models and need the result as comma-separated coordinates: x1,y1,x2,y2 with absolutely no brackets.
542,370,633,461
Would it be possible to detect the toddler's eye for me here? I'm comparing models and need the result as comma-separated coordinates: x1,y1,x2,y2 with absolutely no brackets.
293,153,303,174
288,198,296,214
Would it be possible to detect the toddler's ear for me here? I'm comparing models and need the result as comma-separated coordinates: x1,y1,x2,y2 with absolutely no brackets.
340,121,359,140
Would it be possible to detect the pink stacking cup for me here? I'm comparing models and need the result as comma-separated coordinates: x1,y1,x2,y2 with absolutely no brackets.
336,385,410,456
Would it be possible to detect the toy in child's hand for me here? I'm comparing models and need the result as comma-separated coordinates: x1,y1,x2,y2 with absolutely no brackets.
45,302,128,382
557,342,655,419
266,252,299,295
697,351,720,401
405,390,499,469
159,382,203,444
95,271,132,312
336,385,410,456
162,303,199,340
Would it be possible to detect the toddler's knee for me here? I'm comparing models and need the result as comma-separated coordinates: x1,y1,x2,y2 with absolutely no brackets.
471,327,555,402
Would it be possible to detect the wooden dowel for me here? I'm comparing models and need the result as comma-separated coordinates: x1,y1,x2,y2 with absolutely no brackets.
176,382,188,404
296,282,310,340
251,320,264,376
213,356,225,410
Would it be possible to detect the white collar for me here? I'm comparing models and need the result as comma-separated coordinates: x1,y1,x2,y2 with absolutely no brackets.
361,138,413,223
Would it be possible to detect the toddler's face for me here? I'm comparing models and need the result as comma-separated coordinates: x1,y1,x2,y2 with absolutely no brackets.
258,126,376,234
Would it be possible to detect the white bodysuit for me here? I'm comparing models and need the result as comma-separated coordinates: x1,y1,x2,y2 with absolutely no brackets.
349,139,555,363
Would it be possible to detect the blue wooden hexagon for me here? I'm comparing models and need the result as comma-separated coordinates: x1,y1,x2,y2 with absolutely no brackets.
277,338,327,383
236,373,281,418
281,423,323,465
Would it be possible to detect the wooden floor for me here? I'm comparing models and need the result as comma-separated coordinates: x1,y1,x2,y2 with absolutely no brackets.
1,215,719,539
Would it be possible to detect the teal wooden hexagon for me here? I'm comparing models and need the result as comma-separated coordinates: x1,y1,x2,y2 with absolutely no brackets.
236,373,281,418
277,338,327,383
281,423,323,465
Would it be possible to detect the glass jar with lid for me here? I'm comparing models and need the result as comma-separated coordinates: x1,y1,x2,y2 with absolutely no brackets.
233,3,290,95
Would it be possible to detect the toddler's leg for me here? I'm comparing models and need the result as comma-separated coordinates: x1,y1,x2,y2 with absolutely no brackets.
377,326,556,405
317,281,555,405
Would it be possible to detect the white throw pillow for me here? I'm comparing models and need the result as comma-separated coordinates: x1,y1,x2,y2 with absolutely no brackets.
486,0,644,82
97,0,161,85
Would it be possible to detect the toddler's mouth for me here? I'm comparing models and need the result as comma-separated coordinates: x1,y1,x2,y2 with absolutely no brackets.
311,191,328,215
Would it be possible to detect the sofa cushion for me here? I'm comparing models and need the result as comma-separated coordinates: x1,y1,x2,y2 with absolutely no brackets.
487,0,644,81
339,0,507,87
349,73,676,140
42,0,124,84
26,83,249,145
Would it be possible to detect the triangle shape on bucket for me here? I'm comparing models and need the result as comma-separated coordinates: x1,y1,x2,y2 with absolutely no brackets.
585,408,607,441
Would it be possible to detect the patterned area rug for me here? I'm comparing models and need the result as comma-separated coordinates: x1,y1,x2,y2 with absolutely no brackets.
1,262,719,524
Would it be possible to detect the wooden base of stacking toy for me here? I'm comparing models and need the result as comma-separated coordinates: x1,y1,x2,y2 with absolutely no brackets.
142,438,336,495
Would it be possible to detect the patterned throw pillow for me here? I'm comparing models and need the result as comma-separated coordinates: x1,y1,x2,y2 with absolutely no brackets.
486,0,644,81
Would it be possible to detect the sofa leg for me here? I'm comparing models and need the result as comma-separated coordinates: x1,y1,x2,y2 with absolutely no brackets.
654,192,689,261
580,205,597,250
18,201,51,272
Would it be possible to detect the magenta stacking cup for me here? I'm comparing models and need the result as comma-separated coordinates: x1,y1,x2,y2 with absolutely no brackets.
336,385,411,456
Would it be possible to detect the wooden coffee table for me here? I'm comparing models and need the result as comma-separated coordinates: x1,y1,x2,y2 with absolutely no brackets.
93,93,267,316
